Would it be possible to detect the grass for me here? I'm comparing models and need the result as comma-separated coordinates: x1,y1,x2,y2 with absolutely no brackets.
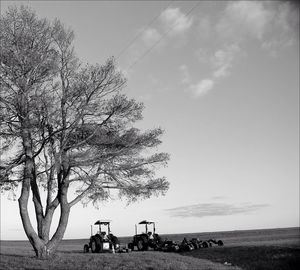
0,250,241,270
1,227,299,270
180,246,300,270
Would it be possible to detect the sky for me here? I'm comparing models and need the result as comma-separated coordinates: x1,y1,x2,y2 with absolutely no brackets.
0,0,299,240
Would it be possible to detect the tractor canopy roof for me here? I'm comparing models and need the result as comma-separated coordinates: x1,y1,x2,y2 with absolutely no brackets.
94,220,111,225
139,220,155,225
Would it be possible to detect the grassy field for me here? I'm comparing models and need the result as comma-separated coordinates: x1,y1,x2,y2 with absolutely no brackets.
0,227,299,270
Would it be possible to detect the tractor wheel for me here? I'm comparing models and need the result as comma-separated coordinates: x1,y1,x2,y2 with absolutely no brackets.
128,243,134,251
192,243,199,249
91,237,100,253
83,244,89,253
202,241,209,248
137,240,144,251
217,240,224,246
110,235,120,246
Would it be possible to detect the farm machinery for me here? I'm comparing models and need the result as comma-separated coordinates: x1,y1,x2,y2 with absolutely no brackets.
128,220,163,251
188,238,223,249
160,237,224,252
83,220,122,253
126,219,224,253
83,218,224,254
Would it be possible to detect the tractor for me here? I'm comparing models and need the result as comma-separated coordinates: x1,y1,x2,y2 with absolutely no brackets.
83,220,120,253
128,220,162,251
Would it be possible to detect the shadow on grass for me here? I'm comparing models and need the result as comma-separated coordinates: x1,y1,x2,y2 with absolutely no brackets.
58,250,83,254
180,246,300,270
0,252,35,258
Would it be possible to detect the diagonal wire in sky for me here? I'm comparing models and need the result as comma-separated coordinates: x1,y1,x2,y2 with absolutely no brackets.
116,0,175,60
124,1,201,73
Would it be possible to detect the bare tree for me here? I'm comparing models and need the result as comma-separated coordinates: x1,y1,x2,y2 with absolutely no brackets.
0,6,169,258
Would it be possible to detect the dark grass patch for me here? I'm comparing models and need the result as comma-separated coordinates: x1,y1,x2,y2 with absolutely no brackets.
1,228,299,269
0,251,241,270
180,245,300,270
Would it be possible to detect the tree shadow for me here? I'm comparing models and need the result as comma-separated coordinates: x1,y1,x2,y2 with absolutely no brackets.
57,250,83,254
0,252,36,258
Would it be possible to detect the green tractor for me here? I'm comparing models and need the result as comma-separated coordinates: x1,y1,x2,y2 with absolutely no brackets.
128,220,162,251
83,220,120,253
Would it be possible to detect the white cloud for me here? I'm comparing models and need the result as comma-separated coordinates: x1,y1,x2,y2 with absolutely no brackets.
141,27,161,47
191,79,215,97
260,2,299,55
179,65,215,98
217,1,273,41
212,43,240,78
182,2,298,99
126,6,195,64
161,7,193,35
185,44,240,98
215,1,298,52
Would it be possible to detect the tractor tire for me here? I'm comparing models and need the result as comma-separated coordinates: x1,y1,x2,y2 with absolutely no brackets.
128,243,134,250
202,241,209,248
110,235,120,246
192,242,199,249
217,240,224,246
137,240,144,251
188,244,194,251
91,237,100,253
83,244,89,253
154,234,162,245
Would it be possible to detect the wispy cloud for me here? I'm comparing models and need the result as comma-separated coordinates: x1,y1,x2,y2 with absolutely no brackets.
191,79,215,97
180,64,215,98
212,43,240,78
260,2,299,56
180,43,240,98
217,1,272,41
211,195,227,200
161,7,193,35
126,6,194,69
165,202,269,218
141,27,162,47
216,1,299,51
187,43,240,97
184,1,298,99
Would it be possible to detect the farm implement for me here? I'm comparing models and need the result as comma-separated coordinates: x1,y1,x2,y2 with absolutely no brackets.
127,220,224,253
158,238,223,252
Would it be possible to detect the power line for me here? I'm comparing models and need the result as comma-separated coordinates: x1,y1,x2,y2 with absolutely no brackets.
124,1,201,73
116,0,175,60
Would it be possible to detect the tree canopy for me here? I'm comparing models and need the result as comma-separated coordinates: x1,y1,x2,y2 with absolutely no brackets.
0,6,169,258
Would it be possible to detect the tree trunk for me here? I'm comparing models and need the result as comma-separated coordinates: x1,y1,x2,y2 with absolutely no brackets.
18,116,49,258
47,196,70,253
19,194,70,258
18,189,47,258
39,208,56,242
18,109,71,258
